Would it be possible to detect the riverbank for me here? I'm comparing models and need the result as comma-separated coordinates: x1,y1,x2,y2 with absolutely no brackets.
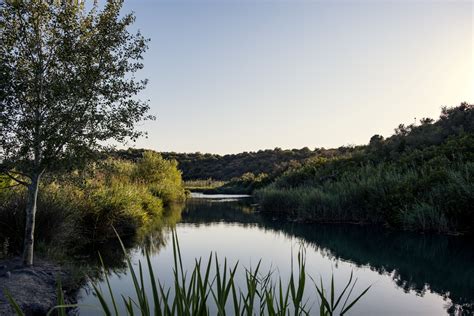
0,257,77,315
255,105,474,235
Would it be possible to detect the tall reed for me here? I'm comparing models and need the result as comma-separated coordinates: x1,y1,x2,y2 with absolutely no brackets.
87,230,369,315
5,230,370,315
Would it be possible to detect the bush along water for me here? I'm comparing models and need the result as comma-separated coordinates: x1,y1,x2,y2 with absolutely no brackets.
256,103,474,234
0,151,186,257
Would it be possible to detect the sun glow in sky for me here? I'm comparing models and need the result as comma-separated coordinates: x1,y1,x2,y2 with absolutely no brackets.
121,0,473,154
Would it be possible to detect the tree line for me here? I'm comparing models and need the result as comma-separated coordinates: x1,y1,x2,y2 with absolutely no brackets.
114,146,358,181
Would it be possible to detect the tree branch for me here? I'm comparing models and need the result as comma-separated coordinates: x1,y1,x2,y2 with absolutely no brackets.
7,170,31,179
5,172,30,187
0,183,22,190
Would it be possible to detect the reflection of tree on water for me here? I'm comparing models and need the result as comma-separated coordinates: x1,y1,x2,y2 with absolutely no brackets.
135,202,184,256
76,203,185,295
182,198,474,315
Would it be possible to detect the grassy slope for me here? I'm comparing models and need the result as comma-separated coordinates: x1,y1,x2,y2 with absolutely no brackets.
256,103,474,234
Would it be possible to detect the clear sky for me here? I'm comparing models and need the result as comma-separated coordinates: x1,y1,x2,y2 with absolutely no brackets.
120,0,473,154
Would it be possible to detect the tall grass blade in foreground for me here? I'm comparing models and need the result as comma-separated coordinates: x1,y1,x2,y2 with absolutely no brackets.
6,230,370,315
88,230,370,315
314,270,371,316
3,289,25,316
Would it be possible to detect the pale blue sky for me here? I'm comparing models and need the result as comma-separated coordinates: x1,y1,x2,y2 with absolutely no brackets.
121,0,473,154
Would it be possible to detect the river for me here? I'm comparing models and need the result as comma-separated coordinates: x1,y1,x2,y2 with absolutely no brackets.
77,194,474,315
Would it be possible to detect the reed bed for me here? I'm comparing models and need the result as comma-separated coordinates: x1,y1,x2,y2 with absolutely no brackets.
5,230,370,316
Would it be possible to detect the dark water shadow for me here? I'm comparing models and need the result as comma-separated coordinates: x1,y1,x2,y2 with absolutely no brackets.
181,198,474,315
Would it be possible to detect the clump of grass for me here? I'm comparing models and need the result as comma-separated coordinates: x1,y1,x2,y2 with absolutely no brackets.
5,230,370,315
400,203,449,233
87,230,370,315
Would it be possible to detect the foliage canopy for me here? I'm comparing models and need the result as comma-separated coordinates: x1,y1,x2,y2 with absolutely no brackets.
1,0,152,177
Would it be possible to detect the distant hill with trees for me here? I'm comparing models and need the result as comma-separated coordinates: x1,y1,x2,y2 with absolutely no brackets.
114,146,359,181
256,103,474,234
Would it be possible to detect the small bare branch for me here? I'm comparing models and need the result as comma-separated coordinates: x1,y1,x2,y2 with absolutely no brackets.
0,183,22,190
5,172,30,187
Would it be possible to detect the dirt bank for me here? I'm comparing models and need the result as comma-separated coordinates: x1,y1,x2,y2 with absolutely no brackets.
0,257,77,316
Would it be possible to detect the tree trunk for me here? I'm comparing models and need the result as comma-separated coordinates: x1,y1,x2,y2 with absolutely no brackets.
22,173,41,266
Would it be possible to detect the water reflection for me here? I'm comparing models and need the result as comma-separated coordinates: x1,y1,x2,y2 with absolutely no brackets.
182,198,474,315
68,202,184,294
135,203,184,256
78,196,473,315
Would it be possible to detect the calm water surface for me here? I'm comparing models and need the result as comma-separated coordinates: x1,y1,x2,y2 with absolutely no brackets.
77,194,474,315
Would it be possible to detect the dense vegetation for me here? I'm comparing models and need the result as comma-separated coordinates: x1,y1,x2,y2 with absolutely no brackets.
256,103,474,234
115,146,357,181
0,152,185,259
114,140,359,195
185,172,271,194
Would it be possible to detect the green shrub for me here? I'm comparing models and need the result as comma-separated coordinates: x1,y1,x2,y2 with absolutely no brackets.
133,151,186,204
0,153,186,257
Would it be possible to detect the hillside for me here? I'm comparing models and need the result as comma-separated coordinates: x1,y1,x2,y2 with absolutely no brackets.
256,103,474,234
114,146,359,181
